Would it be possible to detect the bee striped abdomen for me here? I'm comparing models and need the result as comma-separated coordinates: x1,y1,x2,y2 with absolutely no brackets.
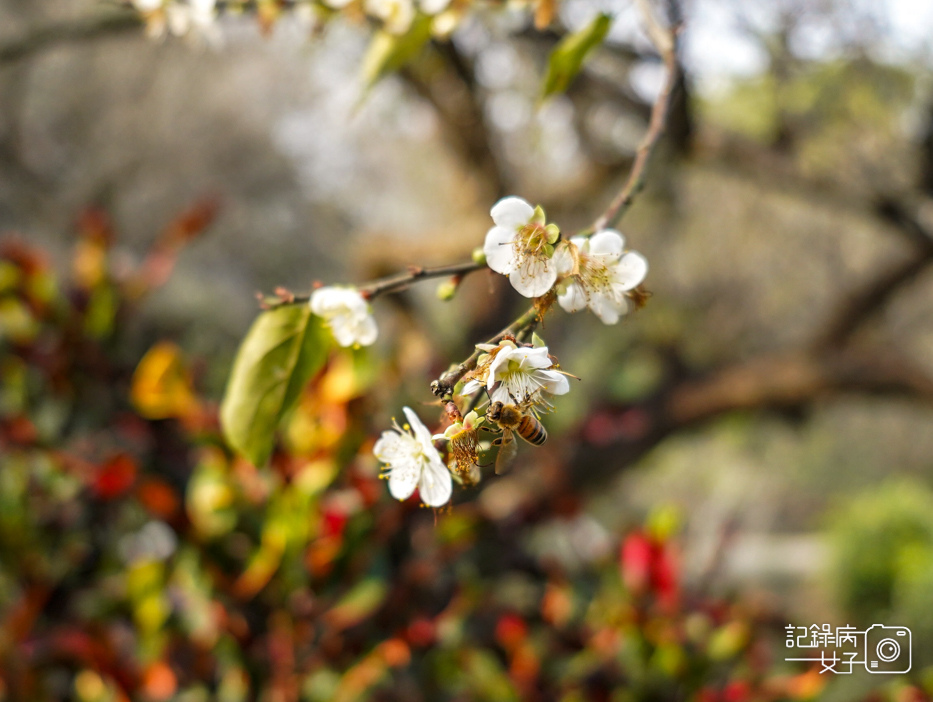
517,416,547,445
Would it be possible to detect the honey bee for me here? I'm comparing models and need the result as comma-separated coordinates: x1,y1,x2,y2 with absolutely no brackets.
485,401,547,474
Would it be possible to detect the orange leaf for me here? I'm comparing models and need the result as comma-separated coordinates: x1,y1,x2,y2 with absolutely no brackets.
131,342,198,420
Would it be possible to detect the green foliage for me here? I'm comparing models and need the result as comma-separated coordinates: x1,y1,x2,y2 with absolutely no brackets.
541,13,612,99
360,15,434,92
220,305,330,467
828,480,933,624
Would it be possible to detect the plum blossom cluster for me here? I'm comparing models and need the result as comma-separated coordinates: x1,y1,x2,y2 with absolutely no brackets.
129,0,462,41
301,194,647,507
484,196,648,323
375,336,571,507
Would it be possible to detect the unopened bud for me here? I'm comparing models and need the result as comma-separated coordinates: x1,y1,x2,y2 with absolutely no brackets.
472,247,487,265
437,280,458,301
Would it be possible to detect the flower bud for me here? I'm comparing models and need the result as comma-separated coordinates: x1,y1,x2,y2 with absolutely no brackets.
436,280,458,301
472,247,487,265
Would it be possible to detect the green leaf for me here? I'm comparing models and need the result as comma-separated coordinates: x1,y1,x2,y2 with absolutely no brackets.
221,305,329,466
360,14,433,92
541,13,612,99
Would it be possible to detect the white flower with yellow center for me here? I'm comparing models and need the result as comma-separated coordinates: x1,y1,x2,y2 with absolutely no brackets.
374,407,452,507
483,196,562,298
556,229,648,325
462,340,569,409
309,286,378,348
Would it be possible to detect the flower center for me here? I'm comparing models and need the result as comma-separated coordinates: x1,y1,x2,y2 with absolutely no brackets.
579,254,613,293
515,223,549,259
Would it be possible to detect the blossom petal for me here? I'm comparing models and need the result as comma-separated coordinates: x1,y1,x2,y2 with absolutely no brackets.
403,407,436,455
537,369,570,396
558,281,588,313
484,226,516,274
388,460,420,501
552,241,576,277
329,313,359,347
513,347,552,370
508,257,557,298
589,292,626,325
461,379,483,395
488,383,511,405
612,251,648,291
354,314,378,346
491,196,534,229
418,458,452,507
374,430,407,462
588,229,625,262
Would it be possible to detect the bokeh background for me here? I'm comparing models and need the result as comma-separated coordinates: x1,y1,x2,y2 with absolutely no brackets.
2,0,933,699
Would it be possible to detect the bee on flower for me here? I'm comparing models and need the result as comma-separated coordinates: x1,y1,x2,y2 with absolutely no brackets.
462,337,570,412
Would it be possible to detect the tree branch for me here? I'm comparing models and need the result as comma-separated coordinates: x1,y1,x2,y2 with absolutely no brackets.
816,197,933,350
0,10,142,64
265,260,485,309
589,12,681,232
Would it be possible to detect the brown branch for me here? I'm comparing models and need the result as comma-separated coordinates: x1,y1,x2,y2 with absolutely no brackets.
666,349,933,427
0,10,142,64
590,15,681,232
430,305,539,398
816,197,933,350
265,260,484,309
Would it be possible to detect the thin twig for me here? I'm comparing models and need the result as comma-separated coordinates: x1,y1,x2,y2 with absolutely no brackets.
431,306,540,398
265,260,484,308
590,15,681,232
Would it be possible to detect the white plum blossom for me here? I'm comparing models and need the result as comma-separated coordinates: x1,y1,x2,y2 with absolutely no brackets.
483,196,562,298
374,407,452,507
462,340,569,409
555,229,648,325
310,286,378,348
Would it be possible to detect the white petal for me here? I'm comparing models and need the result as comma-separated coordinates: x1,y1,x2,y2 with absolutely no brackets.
484,226,516,274
461,379,483,395
490,196,534,229
536,369,570,396
388,460,420,501
486,346,514,383
558,281,588,313
588,230,625,262
513,347,552,370
328,313,359,347
374,430,406,462
354,314,378,346
487,383,511,405
418,459,452,507
589,293,626,325
309,287,336,316
508,257,557,298
552,242,576,277
403,407,436,455
611,251,648,291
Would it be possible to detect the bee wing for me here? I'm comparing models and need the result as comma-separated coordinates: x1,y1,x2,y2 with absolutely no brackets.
495,430,518,475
